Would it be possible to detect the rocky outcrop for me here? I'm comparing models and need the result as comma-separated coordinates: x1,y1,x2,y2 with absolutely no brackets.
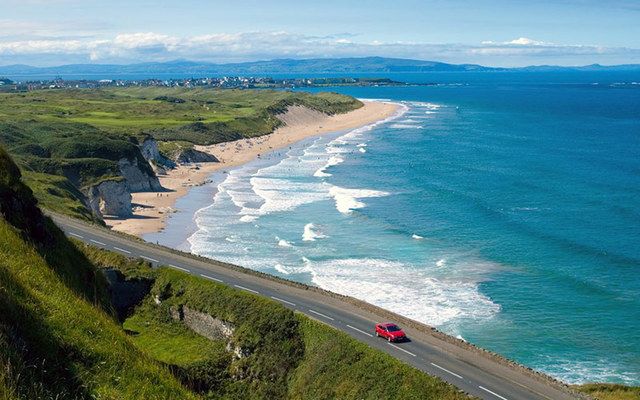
84,179,132,217
170,305,234,341
168,304,251,360
118,158,163,192
140,138,175,169
175,148,219,164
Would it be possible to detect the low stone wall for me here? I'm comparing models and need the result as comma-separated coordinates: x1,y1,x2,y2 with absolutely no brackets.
170,305,234,341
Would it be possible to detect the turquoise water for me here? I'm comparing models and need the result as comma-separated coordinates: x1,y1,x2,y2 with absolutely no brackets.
148,73,640,384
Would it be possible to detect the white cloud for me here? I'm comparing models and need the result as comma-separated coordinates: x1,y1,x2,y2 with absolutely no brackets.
481,37,549,46
0,31,638,67
507,37,548,46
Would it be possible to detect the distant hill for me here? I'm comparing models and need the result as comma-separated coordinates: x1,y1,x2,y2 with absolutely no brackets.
0,57,497,78
3,57,638,79
0,57,640,80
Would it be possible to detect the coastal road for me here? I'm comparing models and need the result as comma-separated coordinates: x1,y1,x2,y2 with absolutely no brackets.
52,214,581,400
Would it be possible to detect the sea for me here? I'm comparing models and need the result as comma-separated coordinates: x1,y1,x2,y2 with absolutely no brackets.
146,71,640,385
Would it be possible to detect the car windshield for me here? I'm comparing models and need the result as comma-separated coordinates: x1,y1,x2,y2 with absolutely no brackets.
386,325,400,332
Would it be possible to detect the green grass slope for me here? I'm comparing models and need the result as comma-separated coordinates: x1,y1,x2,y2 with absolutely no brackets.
0,147,195,399
575,384,640,400
290,316,464,399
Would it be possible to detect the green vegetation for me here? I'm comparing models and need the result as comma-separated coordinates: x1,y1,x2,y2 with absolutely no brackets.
143,268,305,399
124,300,228,367
0,147,195,399
21,170,96,222
0,87,362,220
157,140,194,161
289,316,465,399
575,384,640,400
76,241,156,280
0,88,361,142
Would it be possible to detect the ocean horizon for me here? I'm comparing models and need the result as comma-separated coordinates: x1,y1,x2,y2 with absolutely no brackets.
146,71,640,385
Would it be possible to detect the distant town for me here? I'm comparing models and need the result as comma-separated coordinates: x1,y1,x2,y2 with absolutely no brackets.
0,76,411,92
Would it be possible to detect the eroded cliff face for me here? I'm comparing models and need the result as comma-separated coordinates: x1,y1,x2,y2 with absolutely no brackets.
84,179,132,217
82,141,165,219
118,158,163,192
140,138,175,170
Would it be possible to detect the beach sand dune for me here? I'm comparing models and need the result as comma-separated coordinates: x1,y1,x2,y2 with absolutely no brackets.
107,100,399,236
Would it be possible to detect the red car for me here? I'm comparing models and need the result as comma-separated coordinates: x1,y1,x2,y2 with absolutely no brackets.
375,323,407,342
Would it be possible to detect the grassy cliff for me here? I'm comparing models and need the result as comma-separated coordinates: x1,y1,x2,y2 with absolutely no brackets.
0,146,195,399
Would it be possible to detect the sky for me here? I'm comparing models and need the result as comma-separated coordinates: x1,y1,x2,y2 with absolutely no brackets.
1,0,639,67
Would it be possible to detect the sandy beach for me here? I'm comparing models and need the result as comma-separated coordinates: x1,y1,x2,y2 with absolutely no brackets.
106,100,400,236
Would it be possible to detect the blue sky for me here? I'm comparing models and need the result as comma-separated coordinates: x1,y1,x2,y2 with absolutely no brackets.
1,0,639,66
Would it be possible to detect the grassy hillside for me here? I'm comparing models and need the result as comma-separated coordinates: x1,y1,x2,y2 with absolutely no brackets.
0,87,362,220
575,384,640,400
0,147,195,399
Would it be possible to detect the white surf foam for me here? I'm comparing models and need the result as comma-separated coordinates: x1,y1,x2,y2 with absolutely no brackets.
307,258,500,326
274,263,290,275
541,359,640,385
314,155,344,177
250,177,328,214
239,215,258,223
302,223,326,241
390,124,424,129
407,101,441,110
277,237,294,247
359,148,366,153
412,234,424,240
329,186,389,214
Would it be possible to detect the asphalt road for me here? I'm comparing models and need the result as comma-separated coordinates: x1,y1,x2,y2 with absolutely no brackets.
52,214,581,400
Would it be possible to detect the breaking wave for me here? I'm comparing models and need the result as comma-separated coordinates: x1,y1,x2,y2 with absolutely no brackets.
307,257,500,326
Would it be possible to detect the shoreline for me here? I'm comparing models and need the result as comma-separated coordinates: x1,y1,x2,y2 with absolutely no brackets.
106,100,400,236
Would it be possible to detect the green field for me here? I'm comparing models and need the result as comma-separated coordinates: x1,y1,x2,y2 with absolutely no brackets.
0,88,361,142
